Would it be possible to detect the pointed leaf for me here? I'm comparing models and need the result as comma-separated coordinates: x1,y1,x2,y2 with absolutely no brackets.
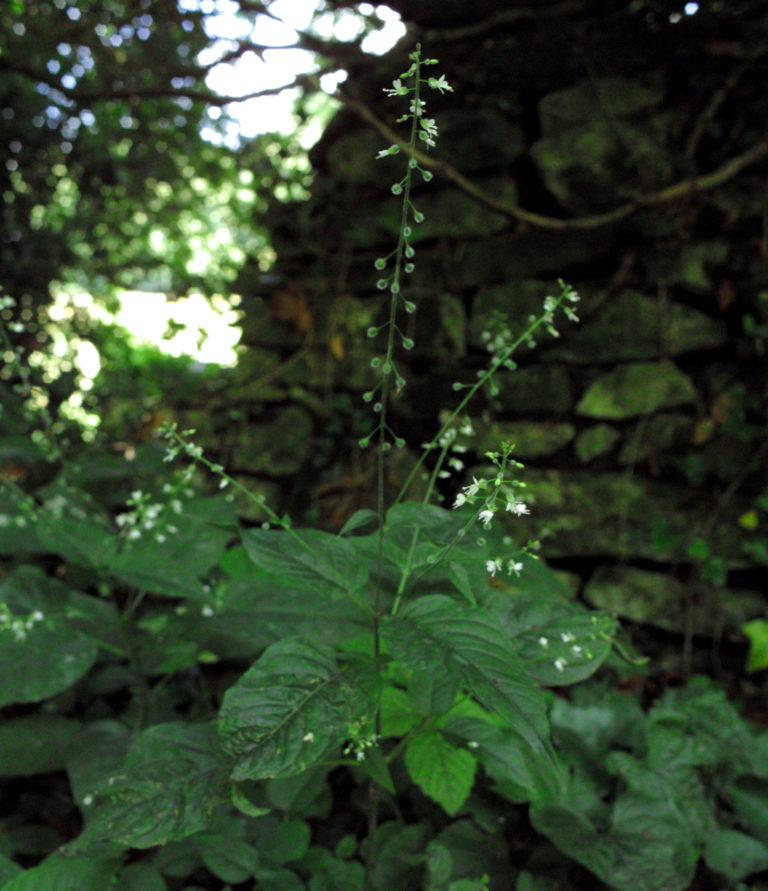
483,589,617,685
219,637,378,780
338,509,378,536
383,596,553,761
405,729,476,816
241,528,368,600
704,829,768,880
0,568,99,705
75,722,228,849
1,852,118,891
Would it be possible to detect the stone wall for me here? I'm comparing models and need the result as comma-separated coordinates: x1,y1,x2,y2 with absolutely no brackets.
205,0,768,647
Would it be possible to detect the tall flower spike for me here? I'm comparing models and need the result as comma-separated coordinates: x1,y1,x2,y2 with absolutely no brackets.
361,45,451,450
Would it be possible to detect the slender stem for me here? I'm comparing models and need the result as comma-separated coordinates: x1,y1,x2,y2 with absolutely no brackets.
366,48,425,891
392,284,575,508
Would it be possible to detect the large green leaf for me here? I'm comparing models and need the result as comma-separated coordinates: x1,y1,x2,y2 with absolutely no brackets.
66,721,131,814
74,722,228,849
195,833,260,883
530,794,698,891
240,528,369,601
0,567,101,706
218,637,379,781
1,852,118,891
482,589,617,685
405,729,476,816
200,575,369,654
704,829,768,880
382,596,553,762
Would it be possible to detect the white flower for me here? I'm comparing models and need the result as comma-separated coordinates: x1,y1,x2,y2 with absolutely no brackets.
554,658,567,672
560,632,575,643
507,560,523,577
428,75,453,93
486,558,502,576
303,732,315,743
420,118,438,138
384,78,408,96
478,508,494,528
538,637,549,647
453,492,467,508
506,500,530,516
464,477,481,497
201,605,214,617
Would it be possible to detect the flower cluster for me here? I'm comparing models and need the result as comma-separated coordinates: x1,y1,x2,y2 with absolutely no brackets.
452,443,528,530
0,602,45,642
115,483,188,543
453,282,581,401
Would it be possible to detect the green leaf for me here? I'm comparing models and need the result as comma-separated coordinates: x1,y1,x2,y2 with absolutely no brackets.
408,669,460,717
113,862,168,891
380,685,421,737
265,767,332,817
370,822,431,891
482,589,617,685
200,575,369,655
721,776,768,845
0,568,99,706
1,852,119,891
0,853,22,885
241,528,368,601
248,815,311,866
704,829,768,880
109,506,231,599
425,841,453,886
382,596,554,764
0,485,45,555
230,782,271,818
218,637,378,781
338,509,378,536
74,722,228,849
443,716,563,802
433,819,508,889
743,618,768,672
0,714,82,776
66,721,131,814
34,481,118,571
405,729,476,816
530,794,698,891
303,848,365,891
356,741,396,795
195,833,260,883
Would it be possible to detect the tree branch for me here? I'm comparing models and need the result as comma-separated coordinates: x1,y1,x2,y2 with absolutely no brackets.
335,83,768,231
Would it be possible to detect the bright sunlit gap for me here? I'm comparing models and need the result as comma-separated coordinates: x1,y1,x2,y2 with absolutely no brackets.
48,287,242,433
100,1,404,375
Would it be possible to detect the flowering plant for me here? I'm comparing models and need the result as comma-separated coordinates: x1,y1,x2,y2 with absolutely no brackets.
0,46,621,891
